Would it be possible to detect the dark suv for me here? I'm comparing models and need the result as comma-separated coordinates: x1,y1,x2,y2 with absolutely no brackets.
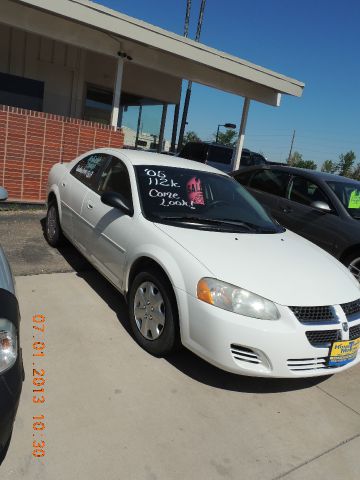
232,165,360,279
178,142,267,172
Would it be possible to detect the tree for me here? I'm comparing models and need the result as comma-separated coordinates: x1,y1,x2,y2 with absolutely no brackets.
321,160,338,174
214,129,237,147
337,151,356,177
295,160,317,170
183,131,201,144
287,151,303,166
351,164,360,181
287,151,317,170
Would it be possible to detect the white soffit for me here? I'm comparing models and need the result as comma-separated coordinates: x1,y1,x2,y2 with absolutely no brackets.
7,0,305,106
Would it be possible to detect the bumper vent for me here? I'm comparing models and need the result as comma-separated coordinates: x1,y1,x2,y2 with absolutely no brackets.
289,306,335,324
341,299,360,319
230,344,261,365
306,330,341,347
287,357,327,372
350,324,360,340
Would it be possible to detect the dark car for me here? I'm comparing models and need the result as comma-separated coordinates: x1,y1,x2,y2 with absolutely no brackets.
178,142,267,173
0,187,23,463
231,165,360,280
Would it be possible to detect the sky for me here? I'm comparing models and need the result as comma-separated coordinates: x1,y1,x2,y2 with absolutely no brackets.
97,0,360,166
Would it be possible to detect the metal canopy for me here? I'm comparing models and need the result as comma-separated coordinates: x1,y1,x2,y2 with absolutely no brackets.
8,0,304,107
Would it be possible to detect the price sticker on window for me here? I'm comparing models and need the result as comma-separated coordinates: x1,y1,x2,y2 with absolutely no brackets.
348,190,360,209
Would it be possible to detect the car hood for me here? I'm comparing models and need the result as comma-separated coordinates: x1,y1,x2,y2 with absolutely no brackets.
154,224,360,306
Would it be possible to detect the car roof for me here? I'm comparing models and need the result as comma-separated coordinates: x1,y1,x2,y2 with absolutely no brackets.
100,148,228,174
231,163,360,184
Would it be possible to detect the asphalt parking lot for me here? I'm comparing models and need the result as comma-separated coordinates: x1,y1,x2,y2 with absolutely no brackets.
1,210,360,479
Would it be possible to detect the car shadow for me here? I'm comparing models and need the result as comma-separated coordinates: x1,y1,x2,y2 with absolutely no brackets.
40,218,330,393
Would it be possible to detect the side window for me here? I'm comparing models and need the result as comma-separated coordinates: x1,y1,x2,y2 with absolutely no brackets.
250,170,289,197
289,176,332,207
71,153,108,189
97,157,133,207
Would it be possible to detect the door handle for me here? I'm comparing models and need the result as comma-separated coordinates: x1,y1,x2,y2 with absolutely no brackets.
87,202,93,209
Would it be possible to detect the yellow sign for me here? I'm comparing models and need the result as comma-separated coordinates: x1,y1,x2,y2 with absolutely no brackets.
329,338,360,367
348,190,360,209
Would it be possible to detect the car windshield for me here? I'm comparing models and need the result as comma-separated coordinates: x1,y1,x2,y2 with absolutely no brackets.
327,180,360,218
135,165,283,233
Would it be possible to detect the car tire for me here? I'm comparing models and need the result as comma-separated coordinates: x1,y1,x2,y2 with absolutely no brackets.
343,252,360,282
128,268,181,357
45,201,64,247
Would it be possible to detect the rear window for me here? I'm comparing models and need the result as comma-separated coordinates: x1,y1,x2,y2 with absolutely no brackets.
207,146,233,165
180,143,207,162
233,171,254,185
250,170,290,197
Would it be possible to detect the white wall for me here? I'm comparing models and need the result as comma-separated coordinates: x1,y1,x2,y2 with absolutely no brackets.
0,24,85,117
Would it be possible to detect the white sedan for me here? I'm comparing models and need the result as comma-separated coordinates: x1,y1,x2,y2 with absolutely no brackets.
46,149,360,378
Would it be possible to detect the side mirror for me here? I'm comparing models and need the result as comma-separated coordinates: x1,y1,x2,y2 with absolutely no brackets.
0,187,8,201
101,191,133,216
310,200,331,213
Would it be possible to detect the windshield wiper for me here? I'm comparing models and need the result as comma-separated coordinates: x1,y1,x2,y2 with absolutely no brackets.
153,215,257,232
221,218,281,233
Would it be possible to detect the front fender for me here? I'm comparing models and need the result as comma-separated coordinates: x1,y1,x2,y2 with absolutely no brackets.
125,244,189,293
125,243,211,342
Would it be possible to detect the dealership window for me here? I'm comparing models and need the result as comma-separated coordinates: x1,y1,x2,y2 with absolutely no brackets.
0,72,44,111
83,85,113,124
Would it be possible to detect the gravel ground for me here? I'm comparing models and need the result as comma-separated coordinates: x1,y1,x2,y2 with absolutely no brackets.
0,209,91,276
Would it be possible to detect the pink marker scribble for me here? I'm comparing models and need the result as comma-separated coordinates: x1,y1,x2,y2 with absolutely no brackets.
187,176,204,205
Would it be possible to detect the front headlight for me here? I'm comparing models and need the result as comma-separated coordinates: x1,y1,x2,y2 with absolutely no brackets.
0,320,18,373
197,278,280,320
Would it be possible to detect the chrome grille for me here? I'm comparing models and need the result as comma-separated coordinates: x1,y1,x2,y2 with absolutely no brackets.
341,299,360,318
287,357,327,371
289,306,334,324
230,344,261,365
306,330,341,347
349,324,360,340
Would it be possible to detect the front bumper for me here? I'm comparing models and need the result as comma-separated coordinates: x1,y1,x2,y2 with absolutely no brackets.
177,289,360,378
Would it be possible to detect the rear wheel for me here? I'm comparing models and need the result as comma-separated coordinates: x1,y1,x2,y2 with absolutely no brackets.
45,201,63,247
128,268,180,356
343,252,360,282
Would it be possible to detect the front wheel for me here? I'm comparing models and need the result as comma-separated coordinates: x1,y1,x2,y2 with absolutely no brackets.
128,269,180,356
343,252,360,282
45,202,64,247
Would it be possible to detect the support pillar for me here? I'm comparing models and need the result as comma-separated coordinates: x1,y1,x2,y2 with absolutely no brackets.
233,98,251,171
170,104,180,153
110,57,124,128
158,105,168,153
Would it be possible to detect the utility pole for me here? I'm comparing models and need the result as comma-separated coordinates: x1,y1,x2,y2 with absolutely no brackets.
287,129,296,164
177,0,207,152
170,0,192,153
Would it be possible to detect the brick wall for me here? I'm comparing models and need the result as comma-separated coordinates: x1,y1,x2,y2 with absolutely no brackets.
0,105,124,202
